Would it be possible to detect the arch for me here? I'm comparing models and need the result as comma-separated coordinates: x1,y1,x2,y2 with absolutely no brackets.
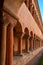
13,21,23,55
24,27,29,38
30,31,33,37
22,27,29,52
13,21,22,37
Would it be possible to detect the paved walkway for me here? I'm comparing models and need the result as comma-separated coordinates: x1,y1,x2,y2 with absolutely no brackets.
13,47,43,65
26,48,43,65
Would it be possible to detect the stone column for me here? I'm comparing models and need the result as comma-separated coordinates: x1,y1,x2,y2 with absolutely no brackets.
26,37,30,53
34,39,36,49
32,6,35,17
6,23,13,65
40,41,41,47
30,37,33,51
27,0,29,8
37,40,39,48
39,40,41,47
36,39,38,49
30,4,34,16
39,40,40,47
38,41,40,47
33,38,35,50
18,37,22,55
1,24,7,65
30,4,32,14
36,39,37,49
33,10,36,19
35,39,37,49
38,40,39,48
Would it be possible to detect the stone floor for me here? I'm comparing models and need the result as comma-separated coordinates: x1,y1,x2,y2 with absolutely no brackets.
13,47,43,65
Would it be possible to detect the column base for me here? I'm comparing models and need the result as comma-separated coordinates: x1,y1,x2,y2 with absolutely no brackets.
30,48,33,51
18,53,23,56
26,51,30,53
14,53,23,56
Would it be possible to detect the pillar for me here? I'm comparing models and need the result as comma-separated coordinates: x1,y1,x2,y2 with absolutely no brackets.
40,40,41,47
30,37,33,51
35,39,36,49
34,39,36,49
37,40,39,48
18,37,22,55
33,38,35,50
39,40,40,47
36,39,37,49
6,23,13,65
25,0,29,7
26,37,30,52
36,39,38,49
38,40,39,48
30,4,32,14
33,10,36,19
1,24,7,65
30,4,34,15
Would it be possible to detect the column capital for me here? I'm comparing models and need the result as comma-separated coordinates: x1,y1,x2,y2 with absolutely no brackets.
29,36,33,40
30,3,34,8
8,23,14,28
2,11,17,27
1,12,9,26
6,23,13,65
23,32,29,39
18,36,23,56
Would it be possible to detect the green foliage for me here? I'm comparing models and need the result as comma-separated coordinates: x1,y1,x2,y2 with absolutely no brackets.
38,56,43,65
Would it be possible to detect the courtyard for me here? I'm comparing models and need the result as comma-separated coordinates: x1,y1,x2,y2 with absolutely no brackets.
0,0,43,65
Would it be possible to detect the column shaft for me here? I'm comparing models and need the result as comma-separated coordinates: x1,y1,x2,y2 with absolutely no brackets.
30,37,33,51
6,24,13,65
33,39,35,50
1,25,6,65
36,40,37,49
31,38,33,50
26,38,29,52
18,37,22,55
